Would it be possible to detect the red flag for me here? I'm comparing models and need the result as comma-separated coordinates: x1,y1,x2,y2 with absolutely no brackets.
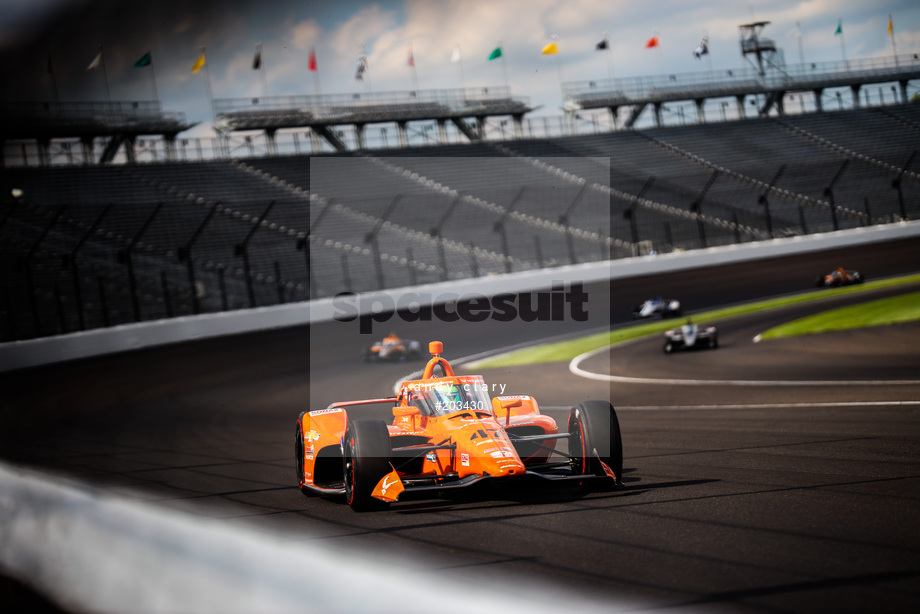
308,48,317,71
408,44,414,67
645,35,659,49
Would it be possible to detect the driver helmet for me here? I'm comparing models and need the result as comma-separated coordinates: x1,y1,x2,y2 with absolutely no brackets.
435,383,463,407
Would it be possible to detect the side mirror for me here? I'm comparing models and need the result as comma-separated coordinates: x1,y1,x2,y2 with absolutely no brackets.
493,397,523,426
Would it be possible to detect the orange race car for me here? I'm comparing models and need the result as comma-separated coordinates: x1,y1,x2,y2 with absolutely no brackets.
361,332,421,362
815,267,864,287
295,341,623,511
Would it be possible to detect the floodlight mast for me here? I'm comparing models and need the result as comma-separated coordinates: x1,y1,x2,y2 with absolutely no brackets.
739,21,777,77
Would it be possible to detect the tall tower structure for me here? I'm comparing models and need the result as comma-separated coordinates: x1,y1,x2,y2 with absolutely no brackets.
739,21,778,77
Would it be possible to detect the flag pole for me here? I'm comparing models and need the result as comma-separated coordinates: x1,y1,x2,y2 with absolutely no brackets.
550,36,563,91
200,46,215,121
409,42,419,92
99,45,112,102
704,32,713,75
312,68,322,97
257,42,269,97
453,44,466,92
47,52,61,108
148,52,160,102
603,33,613,80
357,43,371,94
499,40,509,89
889,14,898,67
308,47,321,97
836,19,848,70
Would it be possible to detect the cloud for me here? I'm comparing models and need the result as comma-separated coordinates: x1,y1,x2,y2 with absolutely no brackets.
290,18,321,52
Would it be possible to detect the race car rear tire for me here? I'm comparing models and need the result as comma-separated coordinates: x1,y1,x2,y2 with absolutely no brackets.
343,420,392,511
568,401,623,491
294,412,313,497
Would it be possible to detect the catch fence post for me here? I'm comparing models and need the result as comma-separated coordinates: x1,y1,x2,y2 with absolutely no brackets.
65,204,111,331
236,200,277,308
180,203,218,314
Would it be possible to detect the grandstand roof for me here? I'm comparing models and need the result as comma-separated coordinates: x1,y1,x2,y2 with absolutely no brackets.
0,101,195,140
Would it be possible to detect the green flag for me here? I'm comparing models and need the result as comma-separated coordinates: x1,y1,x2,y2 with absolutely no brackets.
488,46,502,61
134,52,152,67
834,19,842,35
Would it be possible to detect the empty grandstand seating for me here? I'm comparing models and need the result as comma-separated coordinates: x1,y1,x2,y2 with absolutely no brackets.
2,104,918,342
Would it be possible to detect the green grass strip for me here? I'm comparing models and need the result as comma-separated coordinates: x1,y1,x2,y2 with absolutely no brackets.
758,290,920,339
469,272,920,368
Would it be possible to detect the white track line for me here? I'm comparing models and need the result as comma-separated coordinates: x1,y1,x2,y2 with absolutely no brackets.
569,345,920,387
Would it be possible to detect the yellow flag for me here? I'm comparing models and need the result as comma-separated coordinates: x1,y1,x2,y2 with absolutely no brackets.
192,53,206,74
542,42,558,55
888,15,893,36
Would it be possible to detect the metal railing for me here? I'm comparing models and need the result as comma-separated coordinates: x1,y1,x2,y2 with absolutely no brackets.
214,86,526,115
0,100,185,123
563,54,920,105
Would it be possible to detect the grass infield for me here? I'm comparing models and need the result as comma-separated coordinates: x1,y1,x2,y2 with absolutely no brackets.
757,290,920,340
467,272,920,368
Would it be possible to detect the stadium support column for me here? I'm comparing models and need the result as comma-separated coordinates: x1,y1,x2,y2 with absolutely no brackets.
218,132,230,159
512,114,524,138
694,99,705,124
850,84,861,108
813,88,824,112
80,137,94,165
38,138,51,167
653,103,663,127
736,95,746,119
608,106,619,130
437,119,448,144
265,129,277,156
397,121,408,148
354,124,366,150
898,80,909,104
164,134,177,161
124,136,137,164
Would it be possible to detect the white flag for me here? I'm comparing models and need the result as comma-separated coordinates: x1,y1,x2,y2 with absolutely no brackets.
693,36,709,58
450,46,461,63
87,52,102,70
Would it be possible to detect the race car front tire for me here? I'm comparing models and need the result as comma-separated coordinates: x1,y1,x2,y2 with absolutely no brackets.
343,420,393,511
568,401,623,491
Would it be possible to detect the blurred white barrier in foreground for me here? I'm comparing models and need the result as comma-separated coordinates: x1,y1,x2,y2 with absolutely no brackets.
0,461,632,614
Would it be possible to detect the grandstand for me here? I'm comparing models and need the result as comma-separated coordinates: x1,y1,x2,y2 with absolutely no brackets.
2,102,919,343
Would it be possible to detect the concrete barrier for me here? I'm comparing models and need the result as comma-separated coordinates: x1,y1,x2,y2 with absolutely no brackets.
2,220,918,373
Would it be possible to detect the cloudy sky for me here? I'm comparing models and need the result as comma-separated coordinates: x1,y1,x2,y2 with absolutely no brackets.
1,0,917,135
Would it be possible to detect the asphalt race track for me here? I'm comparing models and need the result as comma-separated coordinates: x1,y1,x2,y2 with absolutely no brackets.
2,236,920,613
